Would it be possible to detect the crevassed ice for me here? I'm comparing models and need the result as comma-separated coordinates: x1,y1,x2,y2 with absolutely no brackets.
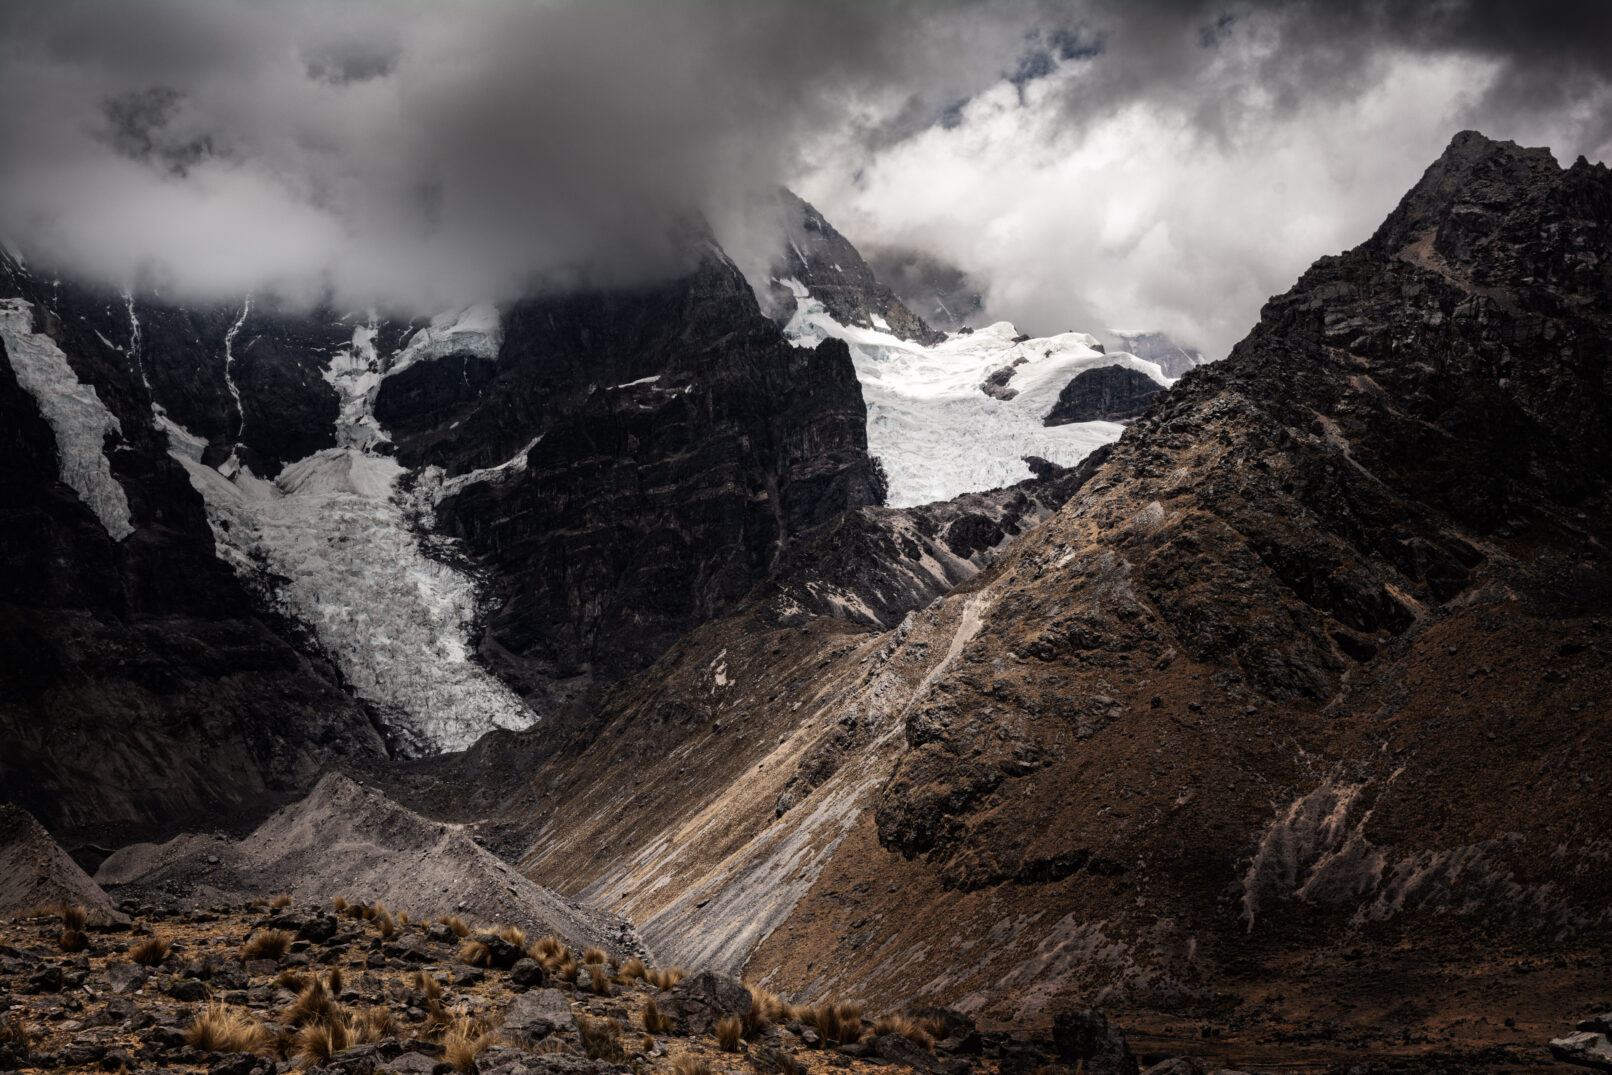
161,304,538,755
0,298,135,539
778,281,1171,507
388,302,503,378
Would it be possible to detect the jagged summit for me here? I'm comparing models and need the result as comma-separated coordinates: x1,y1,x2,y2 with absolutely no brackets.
763,188,944,345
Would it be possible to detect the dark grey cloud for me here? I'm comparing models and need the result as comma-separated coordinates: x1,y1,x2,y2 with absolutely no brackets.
0,0,1608,339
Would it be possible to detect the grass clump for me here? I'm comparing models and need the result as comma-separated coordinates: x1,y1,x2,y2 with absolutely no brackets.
581,946,607,965
269,893,292,909
577,1014,626,1062
438,915,471,938
241,928,293,962
647,966,686,989
671,1056,712,1075
642,998,674,1034
870,1014,933,1050
128,935,171,966
58,903,88,931
715,1014,744,1052
375,909,396,940
616,956,648,983
283,980,339,1029
331,895,348,913
414,970,443,1003
274,969,309,993
457,939,492,967
805,1001,864,1047
295,1020,349,1067
556,956,580,983
58,928,89,953
185,1001,267,1054
494,924,526,947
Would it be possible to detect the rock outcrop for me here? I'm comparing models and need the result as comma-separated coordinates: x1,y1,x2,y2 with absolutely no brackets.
0,253,387,848
1042,365,1164,425
0,804,121,918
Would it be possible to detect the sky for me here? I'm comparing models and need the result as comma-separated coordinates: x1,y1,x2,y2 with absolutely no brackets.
2,1,1610,358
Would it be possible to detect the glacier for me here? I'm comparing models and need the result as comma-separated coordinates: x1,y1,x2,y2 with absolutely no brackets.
160,307,539,755
778,281,1171,507
0,297,135,540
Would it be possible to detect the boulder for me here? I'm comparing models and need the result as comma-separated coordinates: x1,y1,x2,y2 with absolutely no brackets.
510,958,546,989
381,1054,453,1075
1582,1016,1612,1036
659,970,752,1035
873,1032,940,1071
500,988,580,1046
1051,1009,1138,1075
105,962,148,995
1551,1032,1612,1072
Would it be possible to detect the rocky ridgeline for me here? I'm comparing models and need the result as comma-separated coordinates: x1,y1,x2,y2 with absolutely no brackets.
0,899,1230,1075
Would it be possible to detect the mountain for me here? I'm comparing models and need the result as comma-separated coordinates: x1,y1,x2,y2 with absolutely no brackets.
0,234,881,839
1108,330,1205,378
762,189,945,346
396,131,1611,1065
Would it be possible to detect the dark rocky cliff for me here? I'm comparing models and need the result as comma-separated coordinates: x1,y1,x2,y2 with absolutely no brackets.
381,248,883,705
0,255,386,847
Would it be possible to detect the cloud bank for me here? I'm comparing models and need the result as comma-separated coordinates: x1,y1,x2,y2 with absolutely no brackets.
2,1,1609,352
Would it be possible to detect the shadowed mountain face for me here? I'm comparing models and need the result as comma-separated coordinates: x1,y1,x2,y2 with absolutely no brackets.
417,132,1611,1057
0,238,881,840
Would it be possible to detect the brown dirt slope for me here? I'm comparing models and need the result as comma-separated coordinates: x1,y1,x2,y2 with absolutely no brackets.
0,805,120,919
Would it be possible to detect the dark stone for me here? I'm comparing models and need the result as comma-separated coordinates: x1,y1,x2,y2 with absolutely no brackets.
1140,1060,1216,1075
24,965,62,993
510,958,546,989
105,962,148,994
379,1054,453,1075
659,969,753,1035
1051,1010,1137,1075
450,965,484,987
873,1033,939,1071
166,978,210,1002
1043,365,1163,426
208,1053,276,1075
499,988,580,1045
1581,1015,1612,1036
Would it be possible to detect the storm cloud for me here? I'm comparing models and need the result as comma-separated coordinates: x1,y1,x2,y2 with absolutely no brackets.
2,1,1609,351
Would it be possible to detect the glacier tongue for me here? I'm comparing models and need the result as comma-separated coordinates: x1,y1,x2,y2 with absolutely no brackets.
159,305,537,756
779,283,1171,507
0,297,135,540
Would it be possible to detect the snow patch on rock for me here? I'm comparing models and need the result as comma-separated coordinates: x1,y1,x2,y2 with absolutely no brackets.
0,298,135,540
389,303,502,378
779,282,1170,506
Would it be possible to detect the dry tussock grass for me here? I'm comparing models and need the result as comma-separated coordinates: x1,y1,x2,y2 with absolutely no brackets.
641,998,674,1034
556,957,579,983
274,969,309,992
128,935,171,966
375,910,396,940
331,895,348,913
671,1055,712,1075
577,1013,626,1062
806,1001,864,1046
715,1014,744,1052
494,924,526,947
58,903,87,931
414,970,443,1002
588,968,612,996
581,946,607,965
437,915,471,938
327,966,343,996
616,956,648,983
457,939,492,967
871,1014,933,1050
529,934,567,964
57,929,88,953
241,929,293,961
283,980,339,1029
186,1001,267,1054
294,1020,349,1066
269,894,292,909
647,966,686,989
